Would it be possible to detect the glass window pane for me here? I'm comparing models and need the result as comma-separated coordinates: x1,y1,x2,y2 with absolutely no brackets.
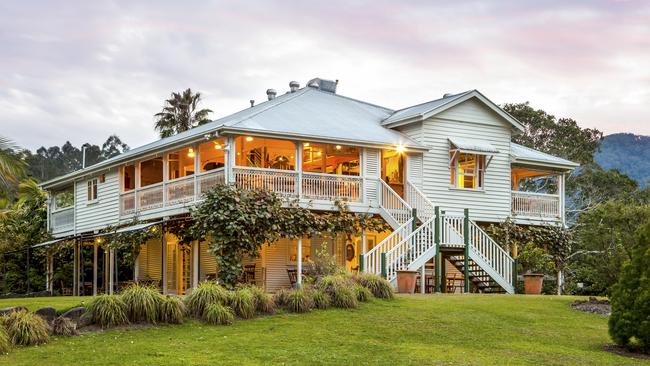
168,147,195,180
140,157,163,187
199,138,226,172
302,142,360,175
235,136,295,170
123,165,135,191
54,189,74,208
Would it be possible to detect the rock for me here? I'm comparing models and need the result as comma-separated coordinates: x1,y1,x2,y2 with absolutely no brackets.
35,307,57,323
61,307,86,323
0,306,27,315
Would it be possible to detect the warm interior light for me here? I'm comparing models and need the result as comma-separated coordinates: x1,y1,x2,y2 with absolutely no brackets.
245,136,254,142
95,237,102,244
395,145,406,153
316,151,322,157
303,142,310,147
335,145,342,150
214,143,222,150
187,148,195,158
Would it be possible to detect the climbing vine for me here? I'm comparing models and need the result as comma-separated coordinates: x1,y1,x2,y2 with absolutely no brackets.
101,218,162,269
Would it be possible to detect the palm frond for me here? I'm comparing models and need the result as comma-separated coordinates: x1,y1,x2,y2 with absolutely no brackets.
0,136,26,188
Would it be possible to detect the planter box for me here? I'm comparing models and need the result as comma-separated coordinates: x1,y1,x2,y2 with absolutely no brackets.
523,273,544,295
396,270,418,294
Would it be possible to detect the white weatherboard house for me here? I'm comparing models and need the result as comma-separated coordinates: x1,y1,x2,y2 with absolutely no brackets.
40,78,578,296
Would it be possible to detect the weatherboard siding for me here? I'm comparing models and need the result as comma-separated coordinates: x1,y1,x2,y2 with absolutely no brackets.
74,169,121,233
402,99,513,222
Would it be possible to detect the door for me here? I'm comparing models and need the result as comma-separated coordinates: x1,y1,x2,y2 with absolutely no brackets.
165,237,193,295
381,149,405,197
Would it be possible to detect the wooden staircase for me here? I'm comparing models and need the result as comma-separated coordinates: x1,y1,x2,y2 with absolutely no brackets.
447,254,507,294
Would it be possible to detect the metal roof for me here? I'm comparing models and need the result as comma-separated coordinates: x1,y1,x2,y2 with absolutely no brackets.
41,87,424,189
383,91,473,125
449,137,499,154
510,143,579,170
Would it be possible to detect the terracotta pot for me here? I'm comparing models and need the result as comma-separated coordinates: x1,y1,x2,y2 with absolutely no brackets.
396,270,418,294
523,273,544,295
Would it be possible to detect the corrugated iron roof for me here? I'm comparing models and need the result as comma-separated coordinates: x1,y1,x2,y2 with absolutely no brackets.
449,137,499,154
510,143,579,169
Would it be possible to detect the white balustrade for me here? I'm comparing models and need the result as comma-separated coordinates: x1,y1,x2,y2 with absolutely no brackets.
511,191,560,218
198,168,225,195
364,220,413,276
120,191,135,215
378,179,412,225
404,181,435,222
51,207,74,231
441,214,464,246
166,176,195,205
467,220,514,292
384,217,436,282
234,167,298,197
301,172,362,202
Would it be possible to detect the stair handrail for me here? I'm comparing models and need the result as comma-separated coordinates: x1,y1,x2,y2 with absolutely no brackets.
441,212,465,246
364,218,413,275
384,216,437,281
467,220,514,289
404,181,435,222
377,179,412,225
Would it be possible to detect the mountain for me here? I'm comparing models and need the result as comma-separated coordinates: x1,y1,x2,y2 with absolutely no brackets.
595,133,650,187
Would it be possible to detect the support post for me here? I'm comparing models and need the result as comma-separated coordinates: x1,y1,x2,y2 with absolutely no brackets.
463,208,470,294
380,253,387,279
297,238,303,288
109,248,115,295
361,229,367,273
73,239,78,296
512,258,518,294
434,206,441,293
420,265,425,294
46,252,53,293
93,243,98,296
441,256,447,293
161,223,167,295
359,254,365,272
192,241,199,289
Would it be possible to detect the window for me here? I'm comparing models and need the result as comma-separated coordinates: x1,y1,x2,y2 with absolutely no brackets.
123,164,135,191
140,157,163,187
53,189,74,209
289,238,312,263
235,136,295,170
168,147,195,180
302,142,360,175
199,138,226,172
87,178,98,201
450,152,485,189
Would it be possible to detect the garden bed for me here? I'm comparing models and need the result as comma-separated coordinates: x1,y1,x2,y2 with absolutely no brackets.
571,297,611,316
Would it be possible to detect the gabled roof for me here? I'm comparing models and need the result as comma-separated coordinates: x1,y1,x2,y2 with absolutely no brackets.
510,143,579,170
41,86,425,189
382,90,525,132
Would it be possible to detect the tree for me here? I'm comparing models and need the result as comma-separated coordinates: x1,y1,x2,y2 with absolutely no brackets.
154,89,213,138
0,136,26,191
609,221,650,353
101,135,130,160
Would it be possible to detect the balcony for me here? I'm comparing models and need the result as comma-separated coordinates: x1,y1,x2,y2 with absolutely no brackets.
119,167,365,216
51,206,74,233
511,191,561,219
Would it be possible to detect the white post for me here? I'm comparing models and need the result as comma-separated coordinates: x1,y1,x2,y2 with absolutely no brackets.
46,252,53,293
192,241,199,289
361,230,367,255
93,244,98,296
420,265,426,294
227,136,236,184
161,230,167,295
109,248,115,295
559,172,566,225
296,142,303,198
193,143,200,199
72,240,78,296
297,238,302,288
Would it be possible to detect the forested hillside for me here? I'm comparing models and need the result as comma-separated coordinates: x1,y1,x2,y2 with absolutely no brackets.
595,133,650,187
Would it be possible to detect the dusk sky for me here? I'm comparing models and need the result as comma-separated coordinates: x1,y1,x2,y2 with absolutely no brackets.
1,1,649,151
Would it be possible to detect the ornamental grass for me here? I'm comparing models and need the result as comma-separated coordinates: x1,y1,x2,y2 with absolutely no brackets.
0,326,12,354
159,296,186,324
121,283,164,324
272,288,291,307
352,284,373,302
51,316,79,336
230,288,256,319
354,273,394,299
86,294,128,328
285,288,313,313
2,310,49,346
311,289,331,309
203,303,234,326
185,281,229,318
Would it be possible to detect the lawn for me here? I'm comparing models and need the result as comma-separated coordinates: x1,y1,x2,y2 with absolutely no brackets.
0,294,646,366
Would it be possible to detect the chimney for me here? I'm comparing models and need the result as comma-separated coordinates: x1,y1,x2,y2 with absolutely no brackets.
250,99,255,107
443,93,453,98
289,81,300,93
266,88,277,100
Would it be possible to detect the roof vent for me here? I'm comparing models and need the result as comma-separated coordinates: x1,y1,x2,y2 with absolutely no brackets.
249,99,255,107
289,81,300,93
266,88,277,100
307,78,338,93
443,93,453,98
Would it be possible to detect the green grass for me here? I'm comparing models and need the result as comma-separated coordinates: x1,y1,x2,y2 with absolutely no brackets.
0,297,90,312
0,294,647,365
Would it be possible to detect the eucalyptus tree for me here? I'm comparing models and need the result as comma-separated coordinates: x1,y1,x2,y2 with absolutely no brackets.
154,88,213,138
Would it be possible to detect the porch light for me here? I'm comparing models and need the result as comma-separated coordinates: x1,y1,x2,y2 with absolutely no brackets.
335,145,341,150
187,148,195,158
245,136,254,142
95,237,102,244
303,142,310,147
214,142,222,150
395,145,406,153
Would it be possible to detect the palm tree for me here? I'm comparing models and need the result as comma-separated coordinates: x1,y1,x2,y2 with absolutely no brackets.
0,136,26,189
154,89,213,138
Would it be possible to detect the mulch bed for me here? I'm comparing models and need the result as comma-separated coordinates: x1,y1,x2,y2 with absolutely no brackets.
603,344,650,360
571,297,610,316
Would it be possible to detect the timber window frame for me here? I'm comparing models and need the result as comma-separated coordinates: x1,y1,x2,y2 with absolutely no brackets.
87,178,98,202
449,151,486,190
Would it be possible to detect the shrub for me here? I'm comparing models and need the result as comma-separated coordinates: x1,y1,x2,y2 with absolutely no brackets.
203,303,234,326
242,285,275,314
159,296,186,324
230,288,256,319
352,284,372,302
354,273,394,299
0,326,11,354
3,310,49,346
86,294,128,328
51,316,79,336
311,289,330,310
273,288,291,307
285,288,313,313
121,283,163,323
185,281,229,318
609,222,650,353
317,274,358,309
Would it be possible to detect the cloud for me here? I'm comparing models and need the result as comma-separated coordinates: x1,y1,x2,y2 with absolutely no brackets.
0,0,649,151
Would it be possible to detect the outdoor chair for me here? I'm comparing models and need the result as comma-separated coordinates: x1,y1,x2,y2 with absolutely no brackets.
243,264,256,284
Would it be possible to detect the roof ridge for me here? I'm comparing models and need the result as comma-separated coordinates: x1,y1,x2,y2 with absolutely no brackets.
389,90,473,115
312,88,394,113
225,88,310,128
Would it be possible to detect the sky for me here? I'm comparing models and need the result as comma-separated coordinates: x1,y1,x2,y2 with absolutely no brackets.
1,0,649,151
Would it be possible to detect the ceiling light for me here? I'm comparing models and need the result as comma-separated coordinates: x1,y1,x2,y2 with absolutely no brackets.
245,136,254,142
214,143,222,150
335,145,342,150
395,145,406,153
187,148,195,158
303,142,310,147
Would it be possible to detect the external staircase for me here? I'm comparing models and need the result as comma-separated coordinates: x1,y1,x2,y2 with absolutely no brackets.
365,180,515,294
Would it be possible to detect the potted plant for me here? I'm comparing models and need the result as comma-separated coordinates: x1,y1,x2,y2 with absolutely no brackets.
517,243,553,295
396,270,419,294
